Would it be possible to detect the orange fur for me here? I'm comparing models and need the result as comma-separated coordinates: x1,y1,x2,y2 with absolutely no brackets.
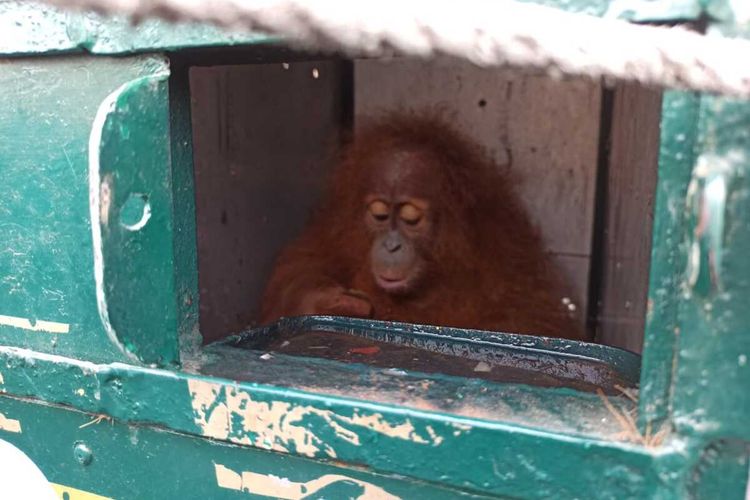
260,113,584,340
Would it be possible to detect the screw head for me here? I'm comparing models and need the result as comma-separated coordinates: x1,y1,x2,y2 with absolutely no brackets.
73,442,93,466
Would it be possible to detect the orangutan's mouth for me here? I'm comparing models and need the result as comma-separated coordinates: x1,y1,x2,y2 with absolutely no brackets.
375,274,410,292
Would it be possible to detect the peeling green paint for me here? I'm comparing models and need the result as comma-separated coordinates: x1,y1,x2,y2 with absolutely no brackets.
0,347,696,498
1,395,499,499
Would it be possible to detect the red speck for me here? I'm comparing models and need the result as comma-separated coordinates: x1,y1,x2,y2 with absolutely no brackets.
350,346,380,355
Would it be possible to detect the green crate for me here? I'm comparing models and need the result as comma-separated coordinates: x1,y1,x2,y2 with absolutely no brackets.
0,1,748,498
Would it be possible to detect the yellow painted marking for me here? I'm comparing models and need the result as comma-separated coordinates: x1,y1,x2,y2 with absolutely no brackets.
214,463,399,499
0,314,69,334
188,380,443,459
51,483,112,500
0,412,22,433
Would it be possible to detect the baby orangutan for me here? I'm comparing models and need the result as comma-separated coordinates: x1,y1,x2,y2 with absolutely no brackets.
260,113,583,339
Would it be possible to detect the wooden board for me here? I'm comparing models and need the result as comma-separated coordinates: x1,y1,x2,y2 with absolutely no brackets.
594,84,663,352
190,61,349,341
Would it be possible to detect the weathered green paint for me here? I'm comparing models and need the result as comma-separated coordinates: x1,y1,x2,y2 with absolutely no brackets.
638,90,702,429
168,60,202,354
687,440,750,500
94,64,186,365
638,19,750,492
671,94,750,442
0,55,179,364
0,55,195,365
1,395,500,499
638,88,750,495
0,347,695,498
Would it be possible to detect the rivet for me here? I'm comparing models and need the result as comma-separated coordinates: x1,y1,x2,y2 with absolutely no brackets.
73,442,93,466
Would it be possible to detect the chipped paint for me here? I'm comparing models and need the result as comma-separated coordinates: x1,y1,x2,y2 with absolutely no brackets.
99,174,113,228
214,463,399,499
339,413,429,445
451,422,472,437
51,483,113,500
425,426,444,445
188,380,443,458
0,314,69,334
0,412,22,433
0,372,4,385
75,388,85,397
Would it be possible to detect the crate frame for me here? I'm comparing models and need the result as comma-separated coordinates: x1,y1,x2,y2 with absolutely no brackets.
0,1,748,498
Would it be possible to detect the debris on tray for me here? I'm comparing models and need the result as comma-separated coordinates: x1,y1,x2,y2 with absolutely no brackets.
474,361,492,372
349,346,381,355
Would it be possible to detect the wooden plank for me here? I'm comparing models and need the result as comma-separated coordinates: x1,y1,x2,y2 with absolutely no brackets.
595,84,663,352
190,61,348,341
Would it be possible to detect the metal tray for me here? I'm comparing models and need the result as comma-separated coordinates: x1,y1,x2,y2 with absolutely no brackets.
222,316,641,393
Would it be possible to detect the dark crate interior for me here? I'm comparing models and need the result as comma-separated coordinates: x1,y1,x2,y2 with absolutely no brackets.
185,53,662,393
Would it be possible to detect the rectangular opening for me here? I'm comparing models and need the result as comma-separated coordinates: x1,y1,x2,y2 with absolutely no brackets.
179,51,662,423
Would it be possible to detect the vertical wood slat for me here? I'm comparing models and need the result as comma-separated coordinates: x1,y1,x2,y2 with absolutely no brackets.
594,84,663,352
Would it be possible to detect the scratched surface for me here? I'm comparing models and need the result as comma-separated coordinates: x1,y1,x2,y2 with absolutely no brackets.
0,55,179,364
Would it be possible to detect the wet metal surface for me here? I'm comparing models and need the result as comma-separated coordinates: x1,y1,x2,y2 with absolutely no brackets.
224,316,640,394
